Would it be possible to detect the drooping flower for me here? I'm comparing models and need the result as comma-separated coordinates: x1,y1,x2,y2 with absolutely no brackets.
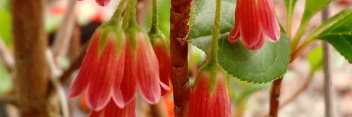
69,26,127,111
228,0,280,50
113,31,162,107
153,41,172,95
149,32,172,95
89,99,136,117
188,66,231,117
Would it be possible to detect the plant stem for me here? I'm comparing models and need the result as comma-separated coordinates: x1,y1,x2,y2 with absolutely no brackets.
208,0,221,64
322,7,333,117
11,0,51,116
110,0,127,26
150,0,159,33
170,0,192,116
269,77,283,117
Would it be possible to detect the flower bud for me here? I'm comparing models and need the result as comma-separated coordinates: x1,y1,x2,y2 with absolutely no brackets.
188,65,231,117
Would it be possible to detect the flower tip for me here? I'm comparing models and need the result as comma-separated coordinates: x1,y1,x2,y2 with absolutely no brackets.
267,31,280,42
96,0,111,6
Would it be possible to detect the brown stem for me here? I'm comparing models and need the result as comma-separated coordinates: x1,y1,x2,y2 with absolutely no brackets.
52,0,77,64
11,0,50,116
280,71,314,108
322,7,333,117
269,77,283,117
170,0,192,116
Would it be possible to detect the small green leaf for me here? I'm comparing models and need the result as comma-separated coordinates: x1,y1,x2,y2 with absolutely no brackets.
301,0,331,25
313,9,352,63
191,34,291,83
307,46,323,71
284,0,297,23
0,10,12,45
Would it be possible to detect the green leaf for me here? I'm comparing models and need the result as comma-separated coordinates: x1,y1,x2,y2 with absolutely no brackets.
284,0,297,22
301,0,331,25
189,0,290,83
0,10,12,45
191,34,291,83
189,0,235,39
313,9,352,63
307,46,323,71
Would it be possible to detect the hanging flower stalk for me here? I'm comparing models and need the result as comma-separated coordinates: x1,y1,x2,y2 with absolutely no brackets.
188,0,231,116
149,0,172,95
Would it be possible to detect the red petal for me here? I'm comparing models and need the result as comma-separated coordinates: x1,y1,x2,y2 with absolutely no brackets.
88,99,136,117
188,72,211,117
136,35,161,104
69,33,100,97
87,37,117,111
237,0,262,48
188,71,231,117
228,9,241,43
211,74,231,117
153,43,171,95
257,0,280,42
113,44,137,107
246,33,265,50
228,23,240,43
95,0,111,6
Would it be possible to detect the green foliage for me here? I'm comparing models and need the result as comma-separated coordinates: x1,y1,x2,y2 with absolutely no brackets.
189,0,290,83
0,63,12,95
307,47,323,71
284,0,297,13
191,35,290,83
0,10,12,45
301,0,331,26
312,9,352,63
189,0,235,39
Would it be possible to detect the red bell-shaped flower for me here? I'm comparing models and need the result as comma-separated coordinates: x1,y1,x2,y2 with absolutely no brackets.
89,99,136,117
153,41,171,95
113,31,162,107
150,32,171,95
69,26,127,111
188,66,231,117
228,0,280,50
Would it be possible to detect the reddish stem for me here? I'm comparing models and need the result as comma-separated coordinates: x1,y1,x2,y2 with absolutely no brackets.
170,0,192,116
269,77,283,117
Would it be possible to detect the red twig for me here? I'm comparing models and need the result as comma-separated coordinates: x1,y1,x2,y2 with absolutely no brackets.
269,77,283,117
170,0,192,116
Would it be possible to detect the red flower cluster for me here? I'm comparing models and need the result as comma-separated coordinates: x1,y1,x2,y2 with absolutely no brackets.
228,0,280,50
188,68,231,117
69,25,170,116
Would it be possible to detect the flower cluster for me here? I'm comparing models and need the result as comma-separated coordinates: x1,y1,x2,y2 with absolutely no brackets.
68,23,170,116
